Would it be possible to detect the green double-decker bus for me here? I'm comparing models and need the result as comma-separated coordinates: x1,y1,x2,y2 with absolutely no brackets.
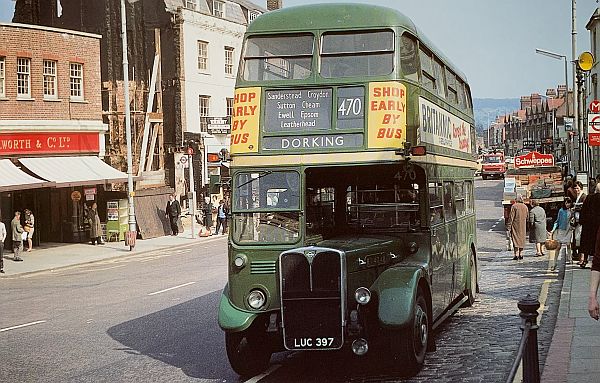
218,3,478,377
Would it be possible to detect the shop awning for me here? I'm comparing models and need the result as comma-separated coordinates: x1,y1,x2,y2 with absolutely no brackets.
19,156,128,187
0,159,52,192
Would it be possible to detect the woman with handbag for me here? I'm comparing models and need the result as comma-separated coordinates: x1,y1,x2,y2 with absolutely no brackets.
550,197,573,271
529,200,548,257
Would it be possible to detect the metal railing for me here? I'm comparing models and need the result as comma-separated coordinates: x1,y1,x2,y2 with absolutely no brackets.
506,294,541,383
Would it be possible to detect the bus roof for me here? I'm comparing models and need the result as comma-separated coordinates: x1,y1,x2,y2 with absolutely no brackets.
247,3,468,82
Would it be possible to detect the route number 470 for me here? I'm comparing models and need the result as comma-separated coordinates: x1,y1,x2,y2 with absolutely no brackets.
338,97,363,116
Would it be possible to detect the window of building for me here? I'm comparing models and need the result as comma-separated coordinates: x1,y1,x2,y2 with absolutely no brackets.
43,60,58,98
199,95,210,132
248,11,260,23
225,46,234,75
17,57,31,97
226,97,234,117
213,0,225,17
70,62,83,100
0,57,5,97
185,0,197,10
198,41,208,71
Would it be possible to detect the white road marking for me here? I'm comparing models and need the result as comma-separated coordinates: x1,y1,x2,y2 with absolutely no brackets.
243,364,282,383
0,320,46,333
148,282,196,296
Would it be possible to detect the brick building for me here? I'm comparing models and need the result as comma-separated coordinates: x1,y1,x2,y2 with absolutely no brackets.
0,23,128,245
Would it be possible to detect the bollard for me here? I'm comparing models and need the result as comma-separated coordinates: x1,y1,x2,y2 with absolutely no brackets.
518,294,541,383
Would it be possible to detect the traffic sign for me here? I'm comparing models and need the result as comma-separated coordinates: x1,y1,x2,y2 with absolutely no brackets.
591,100,600,113
589,113,600,146
187,147,194,155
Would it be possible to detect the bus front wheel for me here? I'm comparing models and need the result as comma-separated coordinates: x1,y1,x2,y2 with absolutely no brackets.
225,329,272,377
388,289,429,376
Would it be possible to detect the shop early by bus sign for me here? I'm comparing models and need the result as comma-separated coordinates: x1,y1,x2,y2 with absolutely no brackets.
514,151,555,168
0,132,100,156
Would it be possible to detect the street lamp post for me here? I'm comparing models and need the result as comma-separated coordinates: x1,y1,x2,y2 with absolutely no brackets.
535,48,571,170
121,0,137,250
535,48,570,118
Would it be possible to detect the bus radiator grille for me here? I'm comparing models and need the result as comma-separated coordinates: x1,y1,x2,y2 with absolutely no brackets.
280,249,344,350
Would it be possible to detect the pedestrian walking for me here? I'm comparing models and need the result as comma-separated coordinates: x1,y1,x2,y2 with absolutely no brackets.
11,211,24,261
507,194,528,260
579,183,600,268
0,217,6,273
88,202,104,245
165,194,181,236
528,200,548,257
215,200,229,235
24,208,34,252
203,196,213,232
571,181,587,264
550,197,573,270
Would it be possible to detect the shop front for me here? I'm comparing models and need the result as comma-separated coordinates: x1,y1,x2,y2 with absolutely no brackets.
0,130,128,246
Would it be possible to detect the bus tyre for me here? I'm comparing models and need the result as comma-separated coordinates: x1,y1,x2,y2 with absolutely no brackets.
482,175,487,180
388,290,429,376
225,330,272,377
463,249,478,307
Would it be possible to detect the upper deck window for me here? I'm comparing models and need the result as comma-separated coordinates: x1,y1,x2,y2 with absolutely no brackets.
400,34,419,82
243,34,314,81
320,30,394,78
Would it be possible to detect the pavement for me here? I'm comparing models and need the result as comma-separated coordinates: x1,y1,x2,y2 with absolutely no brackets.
541,254,600,383
0,221,224,277
1,224,599,382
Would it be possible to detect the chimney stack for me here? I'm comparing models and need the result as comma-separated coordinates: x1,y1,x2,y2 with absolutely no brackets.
267,0,282,11
520,96,531,110
546,88,557,98
530,93,542,106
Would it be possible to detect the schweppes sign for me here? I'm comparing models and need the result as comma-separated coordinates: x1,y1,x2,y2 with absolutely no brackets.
515,151,554,168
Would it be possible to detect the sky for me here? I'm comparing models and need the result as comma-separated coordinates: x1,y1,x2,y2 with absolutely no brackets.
1,0,599,99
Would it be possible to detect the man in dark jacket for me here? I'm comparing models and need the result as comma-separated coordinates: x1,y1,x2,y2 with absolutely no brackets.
165,194,181,236
580,184,600,268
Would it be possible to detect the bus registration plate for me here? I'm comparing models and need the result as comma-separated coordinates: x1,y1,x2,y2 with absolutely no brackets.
292,337,336,349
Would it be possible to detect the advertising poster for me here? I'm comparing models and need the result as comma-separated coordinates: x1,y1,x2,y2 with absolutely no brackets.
230,87,261,154
367,82,407,149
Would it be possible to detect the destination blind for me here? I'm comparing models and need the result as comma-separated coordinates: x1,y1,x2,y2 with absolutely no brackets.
264,89,332,132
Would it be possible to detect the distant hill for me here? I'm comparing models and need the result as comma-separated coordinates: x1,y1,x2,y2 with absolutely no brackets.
473,98,520,134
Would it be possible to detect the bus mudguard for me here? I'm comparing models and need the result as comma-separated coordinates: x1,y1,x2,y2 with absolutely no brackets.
218,284,258,332
370,266,427,328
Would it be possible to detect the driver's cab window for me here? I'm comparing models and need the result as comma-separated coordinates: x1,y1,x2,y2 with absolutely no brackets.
235,171,300,210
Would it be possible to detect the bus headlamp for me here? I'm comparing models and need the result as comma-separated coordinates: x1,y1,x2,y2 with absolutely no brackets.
355,287,371,305
247,289,266,309
408,242,419,254
233,254,247,269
